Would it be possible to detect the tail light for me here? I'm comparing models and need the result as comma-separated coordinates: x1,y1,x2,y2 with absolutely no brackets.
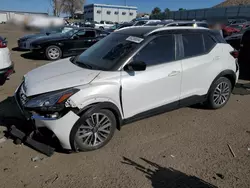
230,50,239,72
0,41,7,48
230,50,239,59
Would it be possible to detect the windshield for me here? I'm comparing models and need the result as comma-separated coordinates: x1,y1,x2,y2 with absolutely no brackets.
64,28,79,37
74,33,143,70
40,27,74,34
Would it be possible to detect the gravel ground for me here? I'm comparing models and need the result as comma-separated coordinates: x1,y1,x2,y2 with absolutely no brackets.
0,24,250,188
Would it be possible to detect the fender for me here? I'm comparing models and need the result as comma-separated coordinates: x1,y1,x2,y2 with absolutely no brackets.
69,102,123,151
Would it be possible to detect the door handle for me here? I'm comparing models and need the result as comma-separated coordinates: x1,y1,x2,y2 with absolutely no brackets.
168,71,180,77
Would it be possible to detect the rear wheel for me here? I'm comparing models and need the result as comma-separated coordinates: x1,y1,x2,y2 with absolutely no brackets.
73,109,116,151
45,45,62,60
99,26,104,30
205,77,232,109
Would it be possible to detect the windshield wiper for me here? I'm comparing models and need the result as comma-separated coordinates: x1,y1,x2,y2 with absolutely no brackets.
70,55,93,69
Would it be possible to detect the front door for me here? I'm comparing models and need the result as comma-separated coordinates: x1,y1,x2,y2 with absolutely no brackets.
121,35,182,118
74,30,97,54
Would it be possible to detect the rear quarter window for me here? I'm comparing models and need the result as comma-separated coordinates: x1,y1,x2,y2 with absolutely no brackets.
203,34,217,52
182,33,205,58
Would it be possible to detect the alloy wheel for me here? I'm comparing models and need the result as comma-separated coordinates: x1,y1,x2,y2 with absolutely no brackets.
213,82,230,105
48,48,60,59
76,113,112,147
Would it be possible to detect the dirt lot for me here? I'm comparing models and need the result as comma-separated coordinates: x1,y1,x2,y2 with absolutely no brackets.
0,24,250,188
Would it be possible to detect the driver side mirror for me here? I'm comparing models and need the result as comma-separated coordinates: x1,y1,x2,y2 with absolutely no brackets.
124,61,146,71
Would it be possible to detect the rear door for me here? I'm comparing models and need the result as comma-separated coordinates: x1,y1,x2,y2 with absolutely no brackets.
179,33,219,104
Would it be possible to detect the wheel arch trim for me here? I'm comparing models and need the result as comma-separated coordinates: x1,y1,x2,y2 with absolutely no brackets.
208,69,236,93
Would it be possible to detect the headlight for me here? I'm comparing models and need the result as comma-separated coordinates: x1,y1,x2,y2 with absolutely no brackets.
24,88,79,111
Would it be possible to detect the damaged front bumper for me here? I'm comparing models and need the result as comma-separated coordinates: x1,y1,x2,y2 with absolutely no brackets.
12,83,80,155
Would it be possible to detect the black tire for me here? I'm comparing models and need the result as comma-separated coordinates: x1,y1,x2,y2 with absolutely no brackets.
45,45,62,60
99,26,104,30
72,109,116,151
205,77,232,109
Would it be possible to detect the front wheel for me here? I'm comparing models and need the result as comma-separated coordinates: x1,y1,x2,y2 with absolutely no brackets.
72,109,116,151
205,77,232,109
45,45,62,60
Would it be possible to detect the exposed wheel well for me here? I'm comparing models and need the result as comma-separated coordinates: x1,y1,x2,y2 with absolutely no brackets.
209,70,236,92
223,74,236,90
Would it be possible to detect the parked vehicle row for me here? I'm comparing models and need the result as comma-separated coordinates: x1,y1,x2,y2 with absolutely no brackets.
18,27,110,60
11,26,239,155
18,26,75,50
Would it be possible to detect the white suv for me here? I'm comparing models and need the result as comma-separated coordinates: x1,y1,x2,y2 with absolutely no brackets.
13,26,239,154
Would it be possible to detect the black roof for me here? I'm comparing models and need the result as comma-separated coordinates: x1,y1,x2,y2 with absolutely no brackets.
116,26,162,37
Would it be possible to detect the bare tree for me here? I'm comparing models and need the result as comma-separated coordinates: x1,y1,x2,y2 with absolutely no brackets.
62,0,85,18
49,0,64,17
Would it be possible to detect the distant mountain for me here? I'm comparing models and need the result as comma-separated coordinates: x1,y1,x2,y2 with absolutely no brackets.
214,0,250,8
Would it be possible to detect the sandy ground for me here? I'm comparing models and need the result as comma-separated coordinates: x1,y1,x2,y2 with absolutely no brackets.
0,24,250,188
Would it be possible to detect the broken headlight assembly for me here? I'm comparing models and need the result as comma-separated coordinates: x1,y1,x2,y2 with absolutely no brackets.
24,88,79,113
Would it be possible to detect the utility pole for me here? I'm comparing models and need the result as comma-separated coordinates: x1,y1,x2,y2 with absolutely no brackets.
125,0,127,6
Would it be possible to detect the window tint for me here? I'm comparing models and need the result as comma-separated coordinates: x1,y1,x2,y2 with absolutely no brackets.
182,34,204,58
76,30,95,38
203,34,216,52
133,35,175,66
96,30,109,36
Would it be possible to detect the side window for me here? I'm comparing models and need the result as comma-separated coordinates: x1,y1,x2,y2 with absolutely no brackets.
133,35,175,66
203,34,216,52
76,30,95,39
96,30,109,37
182,34,204,58
84,31,96,37
75,30,86,39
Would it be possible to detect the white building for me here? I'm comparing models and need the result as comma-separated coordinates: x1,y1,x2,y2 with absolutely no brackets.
84,4,137,23
0,10,48,23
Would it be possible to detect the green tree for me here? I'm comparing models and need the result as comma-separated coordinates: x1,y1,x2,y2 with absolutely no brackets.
179,8,186,11
164,8,170,17
164,8,170,14
152,7,161,15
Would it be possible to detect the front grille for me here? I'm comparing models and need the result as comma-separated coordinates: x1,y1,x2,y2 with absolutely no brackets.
19,84,28,105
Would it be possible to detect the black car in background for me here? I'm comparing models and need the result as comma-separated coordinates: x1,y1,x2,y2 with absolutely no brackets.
30,27,110,60
225,27,250,50
18,26,76,50
105,22,134,32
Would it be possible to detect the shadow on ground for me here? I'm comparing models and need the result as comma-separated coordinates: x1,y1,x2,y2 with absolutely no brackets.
122,157,217,188
232,83,250,95
0,97,28,129
12,47,29,52
21,52,45,60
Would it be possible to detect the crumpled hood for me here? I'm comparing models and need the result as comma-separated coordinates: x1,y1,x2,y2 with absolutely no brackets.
24,58,101,96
